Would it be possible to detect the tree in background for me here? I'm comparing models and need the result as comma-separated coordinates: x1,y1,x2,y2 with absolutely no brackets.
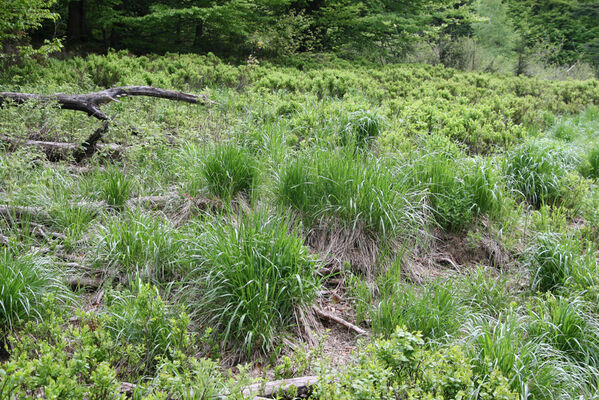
0,0,62,66
506,0,599,73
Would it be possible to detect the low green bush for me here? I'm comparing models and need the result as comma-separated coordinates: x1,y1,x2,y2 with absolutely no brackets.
0,295,245,400
314,327,517,400
186,211,320,356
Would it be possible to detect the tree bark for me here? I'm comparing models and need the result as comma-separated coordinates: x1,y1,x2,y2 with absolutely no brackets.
0,86,214,120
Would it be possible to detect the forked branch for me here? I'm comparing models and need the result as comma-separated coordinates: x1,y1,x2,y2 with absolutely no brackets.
0,86,215,120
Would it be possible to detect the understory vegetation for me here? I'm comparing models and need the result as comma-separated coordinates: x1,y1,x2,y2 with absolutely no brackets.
1,53,599,399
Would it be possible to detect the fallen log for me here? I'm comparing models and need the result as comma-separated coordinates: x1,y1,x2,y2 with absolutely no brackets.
0,86,214,121
241,376,320,399
1,133,123,162
312,306,367,336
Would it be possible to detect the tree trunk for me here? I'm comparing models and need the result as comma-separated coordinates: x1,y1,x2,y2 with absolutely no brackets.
67,1,87,44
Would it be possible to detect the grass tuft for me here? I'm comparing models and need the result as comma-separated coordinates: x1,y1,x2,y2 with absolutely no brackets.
202,143,258,201
0,250,70,333
186,211,320,357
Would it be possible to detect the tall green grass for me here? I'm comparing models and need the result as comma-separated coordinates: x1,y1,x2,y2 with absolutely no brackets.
277,148,423,238
96,212,185,282
0,250,70,332
529,295,599,368
504,140,576,208
202,143,258,201
105,279,190,376
526,233,579,293
185,211,320,356
412,136,504,231
372,278,465,341
96,165,134,209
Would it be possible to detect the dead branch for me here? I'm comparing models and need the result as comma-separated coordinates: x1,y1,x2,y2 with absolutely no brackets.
312,306,367,336
0,86,215,120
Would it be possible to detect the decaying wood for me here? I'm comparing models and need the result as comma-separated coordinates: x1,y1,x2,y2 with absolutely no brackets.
66,275,103,291
0,86,214,120
241,376,320,399
0,133,123,161
312,306,367,336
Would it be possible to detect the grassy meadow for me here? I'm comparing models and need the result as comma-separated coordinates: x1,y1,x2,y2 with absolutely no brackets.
1,52,599,399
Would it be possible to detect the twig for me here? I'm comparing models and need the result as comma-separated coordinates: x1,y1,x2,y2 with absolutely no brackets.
312,306,367,336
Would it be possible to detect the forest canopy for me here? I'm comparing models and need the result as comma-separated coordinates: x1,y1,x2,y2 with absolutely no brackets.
2,0,598,76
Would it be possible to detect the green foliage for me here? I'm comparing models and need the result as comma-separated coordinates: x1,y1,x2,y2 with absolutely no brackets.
314,327,517,400
0,0,62,66
0,295,243,399
186,211,320,356
0,250,69,333
202,143,258,201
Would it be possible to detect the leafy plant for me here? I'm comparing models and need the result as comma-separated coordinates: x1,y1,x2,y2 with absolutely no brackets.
104,279,191,376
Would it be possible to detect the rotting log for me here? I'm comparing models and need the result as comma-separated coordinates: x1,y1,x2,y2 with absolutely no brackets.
241,376,320,399
0,86,215,120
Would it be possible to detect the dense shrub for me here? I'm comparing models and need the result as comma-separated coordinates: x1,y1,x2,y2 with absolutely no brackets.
314,327,517,400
